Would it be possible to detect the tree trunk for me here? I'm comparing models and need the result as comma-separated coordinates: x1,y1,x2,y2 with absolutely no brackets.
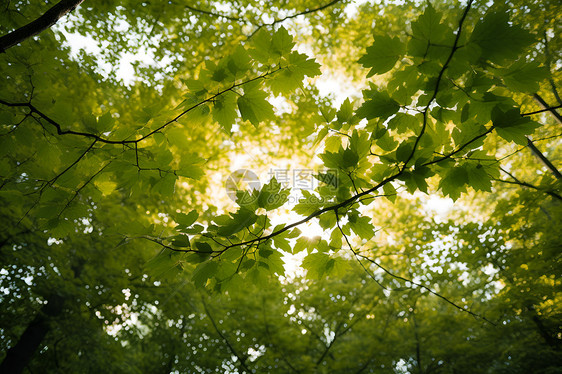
527,305,561,351
0,294,65,374
0,0,85,53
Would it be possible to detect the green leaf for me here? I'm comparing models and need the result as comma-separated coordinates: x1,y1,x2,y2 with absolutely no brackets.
145,250,182,279
215,208,257,237
227,45,252,76
177,154,205,179
383,182,397,202
439,166,469,201
470,11,535,64
342,148,359,168
288,51,322,77
174,210,199,227
194,241,213,254
273,236,292,252
257,177,290,211
271,26,295,56
357,90,400,120
293,236,322,255
212,91,238,133
466,164,492,192
238,82,275,126
316,171,339,189
302,253,347,279
269,51,321,94
395,141,413,163
348,215,375,240
359,35,404,76
94,173,117,196
246,265,268,285
211,64,229,82
152,173,177,196
376,132,398,152
250,29,273,62
410,4,449,43
302,252,331,279
491,107,528,128
337,98,354,124
259,248,285,275
492,107,540,145
399,165,433,194
192,261,219,288
97,112,114,133
169,234,190,248
388,66,424,105
349,129,371,159
388,113,420,134
496,60,548,93
318,151,341,170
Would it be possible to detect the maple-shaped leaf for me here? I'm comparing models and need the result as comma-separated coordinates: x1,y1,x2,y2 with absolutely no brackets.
495,59,548,93
492,106,540,145
357,89,400,120
269,51,321,94
213,208,258,237
212,91,238,133
466,164,492,192
439,165,468,201
237,81,275,126
271,26,295,56
410,4,449,43
470,11,535,64
358,35,404,76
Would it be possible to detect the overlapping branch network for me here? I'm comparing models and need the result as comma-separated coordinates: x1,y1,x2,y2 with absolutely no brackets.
0,68,281,145
149,0,560,324
186,0,346,39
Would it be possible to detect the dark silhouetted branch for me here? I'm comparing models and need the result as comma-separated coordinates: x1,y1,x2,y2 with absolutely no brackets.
201,297,251,373
496,167,562,201
0,0,84,53
0,68,281,145
185,4,246,22
526,138,562,180
533,93,562,124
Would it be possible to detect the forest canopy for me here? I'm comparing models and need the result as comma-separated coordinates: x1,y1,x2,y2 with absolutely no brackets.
0,0,561,373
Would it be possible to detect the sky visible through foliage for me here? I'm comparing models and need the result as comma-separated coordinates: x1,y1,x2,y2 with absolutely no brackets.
0,0,561,373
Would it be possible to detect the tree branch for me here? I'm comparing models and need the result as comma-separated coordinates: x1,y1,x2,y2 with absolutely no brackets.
46,139,97,188
401,0,474,169
199,0,482,260
521,104,562,116
269,0,345,24
526,138,562,180
201,296,251,373
355,252,496,325
542,32,562,105
496,167,562,201
334,209,495,324
185,4,247,23
0,67,281,145
0,0,85,53
248,0,346,38
533,93,562,124
261,299,301,374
